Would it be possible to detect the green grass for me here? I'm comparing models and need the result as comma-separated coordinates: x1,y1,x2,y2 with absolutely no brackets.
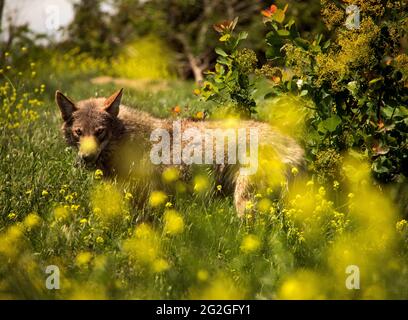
0,76,289,299
1,54,408,300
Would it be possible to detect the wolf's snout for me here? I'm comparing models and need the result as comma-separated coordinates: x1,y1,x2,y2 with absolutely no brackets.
78,136,100,164
76,152,98,169
80,153,97,163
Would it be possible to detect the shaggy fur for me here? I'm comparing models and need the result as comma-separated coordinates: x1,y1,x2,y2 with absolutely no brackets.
56,89,304,216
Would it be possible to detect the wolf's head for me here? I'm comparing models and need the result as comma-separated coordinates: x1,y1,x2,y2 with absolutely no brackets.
55,89,124,166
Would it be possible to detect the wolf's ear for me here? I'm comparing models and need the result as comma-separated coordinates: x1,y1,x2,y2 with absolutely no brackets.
56,91,77,122
104,88,123,117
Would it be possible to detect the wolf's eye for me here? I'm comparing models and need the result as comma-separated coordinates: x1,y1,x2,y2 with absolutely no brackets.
95,127,106,137
74,128,82,136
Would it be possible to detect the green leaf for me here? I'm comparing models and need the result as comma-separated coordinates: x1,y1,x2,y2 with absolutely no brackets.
368,77,384,89
273,9,285,23
237,31,248,41
277,29,290,37
216,56,230,65
294,37,309,49
265,47,281,59
320,115,341,132
215,47,228,57
382,106,395,118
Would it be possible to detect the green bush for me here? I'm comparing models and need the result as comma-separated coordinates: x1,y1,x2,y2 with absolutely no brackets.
262,1,408,182
203,1,408,183
199,18,258,118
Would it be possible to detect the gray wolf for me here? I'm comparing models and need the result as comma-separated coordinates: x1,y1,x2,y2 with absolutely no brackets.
55,89,304,216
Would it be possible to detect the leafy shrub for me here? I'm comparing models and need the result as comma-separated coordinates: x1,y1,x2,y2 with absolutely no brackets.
199,18,258,118
203,2,408,183
261,1,408,182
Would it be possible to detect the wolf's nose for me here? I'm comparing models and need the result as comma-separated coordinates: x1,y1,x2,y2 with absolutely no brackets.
81,154,94,162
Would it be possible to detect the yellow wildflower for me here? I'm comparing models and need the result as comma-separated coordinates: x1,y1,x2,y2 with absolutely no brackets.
245,201,254,210
96,236,104,244
7,213,16,220
258,198,272,212
162,167,179,183
94,169,103,179
123,223,161,264
91,182,125,221
153,259,170,273
306,180,314,187
163,210,185,235
149,191,167,207
75,252,92,267
193,175,209,193
54,206,69,220
396,220,407,234
197,270,209,282
240,234,261,253
23,213,41,229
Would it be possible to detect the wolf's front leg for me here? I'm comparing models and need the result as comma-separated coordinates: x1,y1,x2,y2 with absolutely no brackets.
233,173,253,217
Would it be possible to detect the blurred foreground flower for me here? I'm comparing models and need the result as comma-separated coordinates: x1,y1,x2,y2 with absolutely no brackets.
162,167,179,183
80,136,98,156
23,213,41,229
91,182,125,221
197,270,209,282
193,175,209,193
123,223,162,265
240,234,260,253
153,258,170,273
0,225,24,258
163,210,185,235
54,206,70,220
191,274,244,299
149,191,167,207
278,271,326,299
76,252,92,267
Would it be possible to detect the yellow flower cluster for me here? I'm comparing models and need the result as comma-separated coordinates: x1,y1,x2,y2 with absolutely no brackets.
122,223,170,273
1,52,44,130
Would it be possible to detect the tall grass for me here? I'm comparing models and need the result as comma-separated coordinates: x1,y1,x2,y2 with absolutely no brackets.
0,47,407,299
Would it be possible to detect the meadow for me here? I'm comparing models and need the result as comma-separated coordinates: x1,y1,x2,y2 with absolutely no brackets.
0,46,407,300
1,0,408,300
